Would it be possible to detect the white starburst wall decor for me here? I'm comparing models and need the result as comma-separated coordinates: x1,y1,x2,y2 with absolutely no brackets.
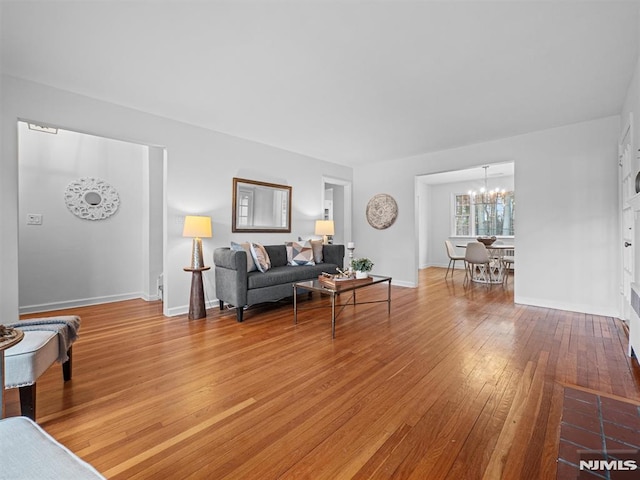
64,177,120,220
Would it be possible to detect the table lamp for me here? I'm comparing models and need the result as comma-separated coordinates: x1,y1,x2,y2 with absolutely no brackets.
183,215,212,269
315,220,335,245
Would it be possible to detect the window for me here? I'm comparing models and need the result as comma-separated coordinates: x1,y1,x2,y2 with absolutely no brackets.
237,189,254,226
453,192,515,236
454,194,471,236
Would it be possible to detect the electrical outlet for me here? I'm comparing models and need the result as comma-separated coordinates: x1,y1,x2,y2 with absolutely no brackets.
26,213,43,225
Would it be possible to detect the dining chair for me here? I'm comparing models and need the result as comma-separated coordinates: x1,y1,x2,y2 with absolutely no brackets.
464,242,492,284
502,255,514,285
444,240,466,279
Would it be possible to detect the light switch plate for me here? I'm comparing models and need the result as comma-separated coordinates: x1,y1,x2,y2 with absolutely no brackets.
26,213,43,225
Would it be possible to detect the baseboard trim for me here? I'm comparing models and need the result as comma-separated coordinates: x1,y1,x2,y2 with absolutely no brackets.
19,292,152,315
166,299,219,317
514,295,620,318
391,279,416,288
140,294,161,302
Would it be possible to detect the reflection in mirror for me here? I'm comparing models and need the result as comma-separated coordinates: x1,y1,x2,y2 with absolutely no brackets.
232,177,292,233
84,191,102,206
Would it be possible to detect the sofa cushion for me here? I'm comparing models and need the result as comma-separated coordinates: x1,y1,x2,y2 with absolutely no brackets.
264,245,287,268
231,242,257,272
286,241,315,266
247,263,338,290
250,243,271,272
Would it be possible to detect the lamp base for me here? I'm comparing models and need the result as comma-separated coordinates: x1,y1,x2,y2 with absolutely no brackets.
191,237,204,269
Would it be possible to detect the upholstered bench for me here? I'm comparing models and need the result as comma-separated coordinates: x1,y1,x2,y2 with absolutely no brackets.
0,416,105,479
4,316,79,420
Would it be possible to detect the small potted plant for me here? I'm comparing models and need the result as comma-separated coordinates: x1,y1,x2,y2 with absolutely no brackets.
351,257,374,279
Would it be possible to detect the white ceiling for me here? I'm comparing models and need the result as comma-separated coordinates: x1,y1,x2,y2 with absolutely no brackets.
1,1,638,167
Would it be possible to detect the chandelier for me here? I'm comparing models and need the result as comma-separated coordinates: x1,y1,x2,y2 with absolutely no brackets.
468,165,506,204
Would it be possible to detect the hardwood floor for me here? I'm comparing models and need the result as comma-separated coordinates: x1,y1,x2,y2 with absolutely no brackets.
5,267,640,479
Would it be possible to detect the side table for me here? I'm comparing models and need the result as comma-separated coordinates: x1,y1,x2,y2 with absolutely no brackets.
183,266,211,320
1,327,24,418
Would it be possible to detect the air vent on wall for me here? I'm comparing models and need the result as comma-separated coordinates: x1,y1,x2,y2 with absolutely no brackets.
28,123,58,134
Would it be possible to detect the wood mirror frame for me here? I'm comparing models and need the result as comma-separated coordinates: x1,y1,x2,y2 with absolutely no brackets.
232,177,292,233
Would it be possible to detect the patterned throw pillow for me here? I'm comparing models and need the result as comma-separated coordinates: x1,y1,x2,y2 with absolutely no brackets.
250,242,271,272
230,241,257,272
286,241,315,266
296,238,324,263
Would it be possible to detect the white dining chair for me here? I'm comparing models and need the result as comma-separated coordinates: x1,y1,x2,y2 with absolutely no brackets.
444,240,466,279
502,255,514,285
464,242,492,284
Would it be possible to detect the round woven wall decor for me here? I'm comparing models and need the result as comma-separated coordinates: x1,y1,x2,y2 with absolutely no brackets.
366,193,398,230
64,177,120,220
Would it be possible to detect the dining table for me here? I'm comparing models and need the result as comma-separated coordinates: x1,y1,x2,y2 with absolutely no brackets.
456,242,515,284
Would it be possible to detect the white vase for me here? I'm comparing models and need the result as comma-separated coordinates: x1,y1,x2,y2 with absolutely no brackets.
355,270,368,279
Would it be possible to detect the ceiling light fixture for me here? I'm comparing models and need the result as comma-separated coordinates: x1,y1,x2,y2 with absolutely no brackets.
468,165,505,204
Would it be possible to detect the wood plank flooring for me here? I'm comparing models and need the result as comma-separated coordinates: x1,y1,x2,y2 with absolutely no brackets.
5,267,640,479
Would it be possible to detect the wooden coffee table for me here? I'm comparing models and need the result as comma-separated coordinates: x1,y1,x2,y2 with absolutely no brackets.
293,275,392,338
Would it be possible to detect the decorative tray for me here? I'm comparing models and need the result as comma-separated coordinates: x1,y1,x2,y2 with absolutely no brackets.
0,325,19,339
318,275,374,291
0,325,23,348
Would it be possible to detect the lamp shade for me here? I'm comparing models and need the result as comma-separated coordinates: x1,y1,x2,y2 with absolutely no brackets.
315,220,335,236
183,215,212,238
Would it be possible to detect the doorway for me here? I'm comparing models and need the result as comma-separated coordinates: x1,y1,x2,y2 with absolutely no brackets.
17,121,164,313
322,176,352,246
416,162,515,285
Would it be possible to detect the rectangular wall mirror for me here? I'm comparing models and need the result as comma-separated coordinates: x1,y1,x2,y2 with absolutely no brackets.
232,177,292,233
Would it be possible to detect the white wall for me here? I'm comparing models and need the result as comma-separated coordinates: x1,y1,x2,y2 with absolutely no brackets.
417,181,430,269
1,76,622,319
145,146,164,300
0,76,353,320
354,116,620,316
18,123,152,311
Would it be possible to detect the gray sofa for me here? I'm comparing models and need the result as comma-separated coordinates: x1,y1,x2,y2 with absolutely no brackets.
214,244,344,321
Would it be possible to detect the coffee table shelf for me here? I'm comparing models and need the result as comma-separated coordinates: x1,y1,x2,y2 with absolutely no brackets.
293,274,392,338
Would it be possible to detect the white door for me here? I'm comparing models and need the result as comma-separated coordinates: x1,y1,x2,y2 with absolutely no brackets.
619,115,638,358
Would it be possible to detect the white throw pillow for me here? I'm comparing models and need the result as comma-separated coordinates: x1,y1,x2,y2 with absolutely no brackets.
230,241,257,272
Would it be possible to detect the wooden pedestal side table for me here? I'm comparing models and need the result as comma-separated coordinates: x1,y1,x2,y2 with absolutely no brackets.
1,327,24,418
183,266,211,320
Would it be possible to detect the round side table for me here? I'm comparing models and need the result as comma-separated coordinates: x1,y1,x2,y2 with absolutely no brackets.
183,266,211,320
1,328,24,418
